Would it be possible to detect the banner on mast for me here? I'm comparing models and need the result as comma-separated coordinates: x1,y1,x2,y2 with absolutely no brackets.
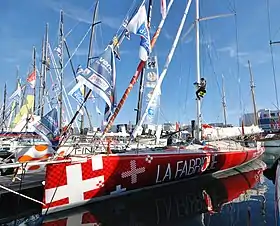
76,45,116,122
142,55,160,125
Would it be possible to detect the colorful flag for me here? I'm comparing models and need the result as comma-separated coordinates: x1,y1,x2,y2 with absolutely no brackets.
27,70,36,88
161,0,167,18
126,5,151,61
33,108,60,146
76,45,117,122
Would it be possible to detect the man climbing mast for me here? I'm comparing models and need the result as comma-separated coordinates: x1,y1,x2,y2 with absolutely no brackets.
194,77,207,100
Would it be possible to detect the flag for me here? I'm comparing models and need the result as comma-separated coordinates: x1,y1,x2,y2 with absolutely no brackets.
68,82,84,105
54,44,62,59
33,108,60,146
9,82,21,101
126,5,151,61
76,45,117,121
27,70,36,88
76,65,85,95
161,0,167,18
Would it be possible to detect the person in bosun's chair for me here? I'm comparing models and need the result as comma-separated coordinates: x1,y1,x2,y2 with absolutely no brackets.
194,78,207,100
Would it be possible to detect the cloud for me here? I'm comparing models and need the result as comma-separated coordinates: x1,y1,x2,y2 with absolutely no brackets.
217,44,272,67
43,0,122,29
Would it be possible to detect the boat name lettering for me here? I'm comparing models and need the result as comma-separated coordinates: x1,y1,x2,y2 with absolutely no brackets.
155,155,218,183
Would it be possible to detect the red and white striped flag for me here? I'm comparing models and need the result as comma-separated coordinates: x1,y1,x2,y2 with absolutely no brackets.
27,70,36,88
161,0,167,18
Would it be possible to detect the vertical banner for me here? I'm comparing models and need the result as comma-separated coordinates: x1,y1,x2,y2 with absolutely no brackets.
142,55,160,125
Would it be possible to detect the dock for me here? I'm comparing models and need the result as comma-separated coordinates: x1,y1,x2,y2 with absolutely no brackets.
0,171,45,194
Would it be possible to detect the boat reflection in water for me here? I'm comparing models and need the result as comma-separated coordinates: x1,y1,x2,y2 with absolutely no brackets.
40,159,267,226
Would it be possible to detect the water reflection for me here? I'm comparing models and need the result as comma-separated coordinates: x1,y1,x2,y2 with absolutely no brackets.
39,159,266,226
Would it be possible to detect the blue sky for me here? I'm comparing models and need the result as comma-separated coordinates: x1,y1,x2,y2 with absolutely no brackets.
1,0,280,127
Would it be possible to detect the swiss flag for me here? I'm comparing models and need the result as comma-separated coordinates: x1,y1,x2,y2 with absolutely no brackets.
27,70,36,88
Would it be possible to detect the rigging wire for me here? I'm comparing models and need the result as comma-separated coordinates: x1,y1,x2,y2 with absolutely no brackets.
266,0,279,109
232,0,244,118
41,0,142,218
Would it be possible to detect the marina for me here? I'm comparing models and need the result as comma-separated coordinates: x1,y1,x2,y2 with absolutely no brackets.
1,0,280,225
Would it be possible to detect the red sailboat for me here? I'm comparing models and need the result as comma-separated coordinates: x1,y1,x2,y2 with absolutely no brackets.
41,159,266,225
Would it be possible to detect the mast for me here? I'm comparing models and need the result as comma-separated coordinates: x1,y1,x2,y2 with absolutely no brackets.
101,0,176,137
131,0,193,139
38,37,44,115
248,60,258,125
195,0,202,140
32,46,36,113
59,10,64,130
80,0,100,134
15,66,19,116
135,0,153,125
1,83,6,132
41,23,49,117
221,74,227,126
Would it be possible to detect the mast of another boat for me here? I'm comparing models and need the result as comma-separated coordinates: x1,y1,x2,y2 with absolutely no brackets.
32,46,36,114
38,36,44,115
221,74,227,127
40,23,49,117
58,10,64,130
80,0,100,134
1,83,7,132
247,60,258,126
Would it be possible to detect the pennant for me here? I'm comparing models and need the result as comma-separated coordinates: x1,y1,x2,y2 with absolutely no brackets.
76,45,117,121
127,5,151,61
27,70,36,88
33,108,60,146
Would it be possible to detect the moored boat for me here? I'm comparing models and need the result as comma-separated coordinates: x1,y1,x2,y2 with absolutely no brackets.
40,159,266,225
42,140,264,215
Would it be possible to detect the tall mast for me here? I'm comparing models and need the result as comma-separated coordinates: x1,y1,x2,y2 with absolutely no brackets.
59,10,64,129
195,0,202,140
1,83,6,132
135,0,153,125
80,0,100,134
41,23,49,117
38,37,44,115
32,46,36,113
248,60,258,125
221,74,227,126
15,67,19,116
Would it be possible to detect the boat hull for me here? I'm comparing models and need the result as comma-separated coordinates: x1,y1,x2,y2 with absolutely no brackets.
42,146,264,215
41,159,266,226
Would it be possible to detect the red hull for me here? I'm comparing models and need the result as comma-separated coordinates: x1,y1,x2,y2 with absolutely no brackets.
42,159,265,226
42,146,264,214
